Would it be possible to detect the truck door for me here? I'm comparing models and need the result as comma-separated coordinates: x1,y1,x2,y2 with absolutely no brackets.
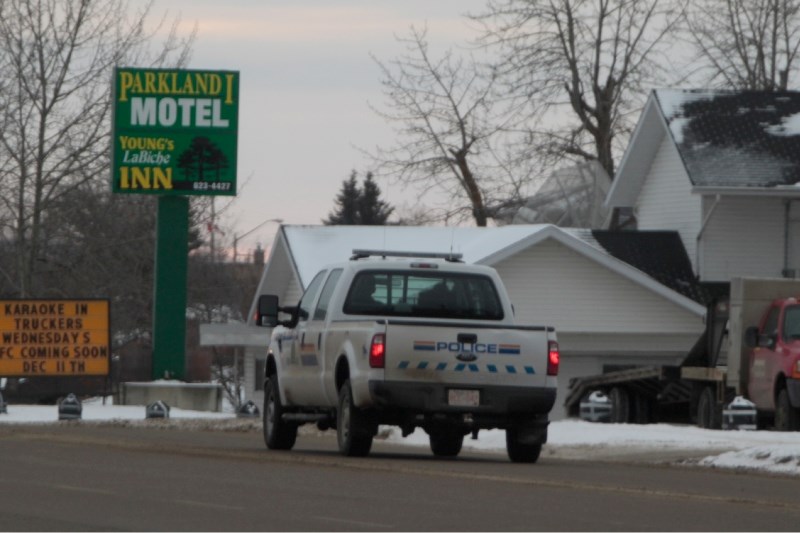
303,268,342,407
281,270,326,405
749,304,780,409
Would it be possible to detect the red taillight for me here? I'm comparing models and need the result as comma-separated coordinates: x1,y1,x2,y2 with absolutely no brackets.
547,341,559,376
369,334,385,368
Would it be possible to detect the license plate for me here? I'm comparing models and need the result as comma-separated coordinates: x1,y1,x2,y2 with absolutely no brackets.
448,389,480,407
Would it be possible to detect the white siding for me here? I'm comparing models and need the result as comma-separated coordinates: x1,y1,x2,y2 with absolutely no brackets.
283,275,302,306
245,346,263,408
557,332,703,356
700,196,786,281
635,137,701,269
494,239,704,421
494,239,704,335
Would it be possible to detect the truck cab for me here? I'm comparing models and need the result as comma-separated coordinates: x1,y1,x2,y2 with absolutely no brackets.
745,297,800,429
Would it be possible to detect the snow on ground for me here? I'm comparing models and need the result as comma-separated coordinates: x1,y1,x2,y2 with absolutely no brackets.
386,421,800,476
1,400,798,477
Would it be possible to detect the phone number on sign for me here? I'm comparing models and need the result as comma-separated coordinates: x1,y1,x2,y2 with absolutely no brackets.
192,182,232,192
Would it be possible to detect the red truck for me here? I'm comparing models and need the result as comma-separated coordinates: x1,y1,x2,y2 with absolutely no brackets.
739,285,800,429
566,277,800,430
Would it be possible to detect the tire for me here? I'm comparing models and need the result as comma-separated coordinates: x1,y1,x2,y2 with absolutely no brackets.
774,388,800,431
697,386,720,430
608,387,630,424
429,427,464,457
337,379,373,457
505,428,542,464
263,376,297,450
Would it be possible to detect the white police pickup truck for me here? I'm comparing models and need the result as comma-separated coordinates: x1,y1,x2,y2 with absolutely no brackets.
256,250,559,463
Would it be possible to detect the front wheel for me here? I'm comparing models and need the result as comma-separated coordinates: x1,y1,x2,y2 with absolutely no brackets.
505,428,542,464
337,379,373,457
775,388,800,431
263,376,297,450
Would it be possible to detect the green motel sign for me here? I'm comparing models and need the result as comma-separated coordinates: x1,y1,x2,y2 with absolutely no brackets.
111,68,239,196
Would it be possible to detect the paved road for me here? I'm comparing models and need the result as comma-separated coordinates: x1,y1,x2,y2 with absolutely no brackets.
0,422,797,531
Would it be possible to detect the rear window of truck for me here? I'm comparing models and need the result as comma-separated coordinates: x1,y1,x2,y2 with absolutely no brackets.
343,270,504,320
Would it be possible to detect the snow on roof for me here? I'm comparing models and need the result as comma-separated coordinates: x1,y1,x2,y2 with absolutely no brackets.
654,89,800,188
655,89,717,144
766,112,800,136
655,89,717,119
282,224,557,286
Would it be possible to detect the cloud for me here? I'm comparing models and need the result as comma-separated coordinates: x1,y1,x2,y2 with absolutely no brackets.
174,3,479,45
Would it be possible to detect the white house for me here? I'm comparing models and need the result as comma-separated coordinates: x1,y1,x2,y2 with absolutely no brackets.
241,224,706,419
606,89,800,281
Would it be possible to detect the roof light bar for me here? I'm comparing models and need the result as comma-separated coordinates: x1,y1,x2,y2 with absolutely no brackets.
350,249,463,262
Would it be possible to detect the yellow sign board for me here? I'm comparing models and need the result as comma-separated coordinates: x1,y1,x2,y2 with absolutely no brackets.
0,300,110,376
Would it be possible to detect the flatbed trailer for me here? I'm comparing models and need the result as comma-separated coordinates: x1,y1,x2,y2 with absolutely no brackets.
566,277,800,429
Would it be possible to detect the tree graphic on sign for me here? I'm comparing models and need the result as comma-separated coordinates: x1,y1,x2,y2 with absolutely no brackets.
177,137,229,182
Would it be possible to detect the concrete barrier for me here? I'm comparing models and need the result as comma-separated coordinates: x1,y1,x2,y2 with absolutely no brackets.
120,382,222,412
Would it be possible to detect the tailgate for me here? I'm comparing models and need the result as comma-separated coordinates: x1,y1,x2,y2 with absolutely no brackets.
383,321,551,388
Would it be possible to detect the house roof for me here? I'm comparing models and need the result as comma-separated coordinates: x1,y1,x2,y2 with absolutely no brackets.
608,89,800,207
252,224,706,318
591,230,709,304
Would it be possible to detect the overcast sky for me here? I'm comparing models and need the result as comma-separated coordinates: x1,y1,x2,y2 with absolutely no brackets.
157,1,490,257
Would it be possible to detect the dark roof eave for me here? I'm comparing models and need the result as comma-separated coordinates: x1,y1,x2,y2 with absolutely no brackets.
691,186,800,198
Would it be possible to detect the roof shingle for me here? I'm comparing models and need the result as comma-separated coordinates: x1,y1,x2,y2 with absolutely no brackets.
656,90,800,187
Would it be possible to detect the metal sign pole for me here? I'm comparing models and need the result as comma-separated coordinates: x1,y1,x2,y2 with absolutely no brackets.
152,196,189,380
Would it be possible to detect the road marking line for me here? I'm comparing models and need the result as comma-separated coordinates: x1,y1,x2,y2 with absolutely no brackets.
174,499,245,512
52,484,114,495
315,516,393,529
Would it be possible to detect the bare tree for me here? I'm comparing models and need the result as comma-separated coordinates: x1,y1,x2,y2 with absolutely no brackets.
369,26,529,227
187,253,261,408
684,0,800,90
0,0,194,297
473,0,683,182
39,184,157,336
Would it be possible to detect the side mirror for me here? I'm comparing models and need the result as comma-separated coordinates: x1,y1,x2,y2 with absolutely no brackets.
256,295,280,327
758,333,776,350
744,326,759,348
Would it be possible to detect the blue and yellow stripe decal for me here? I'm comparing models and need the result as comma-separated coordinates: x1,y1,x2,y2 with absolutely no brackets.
397,360,535,374
413,341,437,351
498,344,521,355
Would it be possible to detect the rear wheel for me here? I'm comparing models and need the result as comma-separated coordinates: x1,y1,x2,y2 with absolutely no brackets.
505,428,542,464
608,387,630,423
774,388,800,431
263,376,297,450
429,427,464,457
696,386,721,430
337,379,373,457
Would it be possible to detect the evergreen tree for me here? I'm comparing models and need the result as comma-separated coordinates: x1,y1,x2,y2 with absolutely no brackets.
359,172,394,225
324,171,394,225
324,171,362,224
